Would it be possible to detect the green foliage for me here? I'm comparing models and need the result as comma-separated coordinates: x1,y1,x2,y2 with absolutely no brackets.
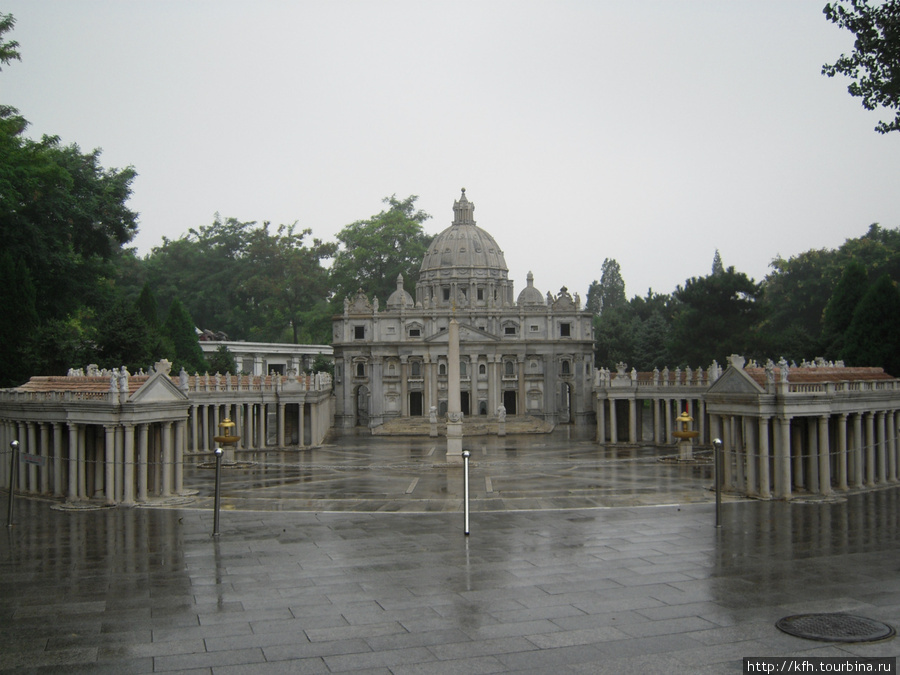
135,282,160,330
597,258,626,314
311,354,334,376
0,13,21,70
841,274,900,374
240,222,336,343
94,298,155,372
821,259,870,358
163,298,207,374
593,290,673,371
711,249,724,275
823,0,900,134
585,280,602,315
207,344,237,375
669,267,761,367
0,250,39,385
329,195,433,307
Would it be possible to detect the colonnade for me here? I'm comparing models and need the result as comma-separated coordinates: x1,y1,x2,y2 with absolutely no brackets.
710,410,900,499
188,399,327,452
596,394,707,446
0,418,186,504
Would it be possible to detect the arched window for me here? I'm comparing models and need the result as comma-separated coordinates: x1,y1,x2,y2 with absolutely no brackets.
505,361,514,376
460,361,467,377
479,364,486,375
411,361,421,377
356,362,365,377
439,363,447,376
561,360,570,375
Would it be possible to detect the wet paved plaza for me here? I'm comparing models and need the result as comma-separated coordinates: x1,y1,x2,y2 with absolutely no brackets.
1,429,898,673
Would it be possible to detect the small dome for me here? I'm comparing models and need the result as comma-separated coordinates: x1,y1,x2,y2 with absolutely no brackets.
517,271,545,306
386,273,415,310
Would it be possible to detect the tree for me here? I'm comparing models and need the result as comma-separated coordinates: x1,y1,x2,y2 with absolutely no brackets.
94,298,155,372
207,344,237,375
711,249,724,275
821,259,870,358
586,280,603,315
0,13,21,70
823,0,900,134
0,250,38,385
329,195,433,306
239,222,336,343
163,298,207,374
841,274,900,374
669,267,761,367
596,258,626,314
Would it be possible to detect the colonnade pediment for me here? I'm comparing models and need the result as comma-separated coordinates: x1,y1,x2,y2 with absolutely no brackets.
706,367,765,395
129,373,190,403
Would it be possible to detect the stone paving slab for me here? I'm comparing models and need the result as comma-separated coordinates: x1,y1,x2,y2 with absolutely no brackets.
2,429,900,673
2,488,899,674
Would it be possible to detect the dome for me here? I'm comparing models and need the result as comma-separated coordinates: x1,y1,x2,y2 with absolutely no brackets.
516,271,545,307
386,273,415,310
418,189,508,279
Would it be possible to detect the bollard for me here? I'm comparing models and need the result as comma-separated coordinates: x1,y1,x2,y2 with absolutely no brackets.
6,440,19,528
712,438,723,528
462,450,470,536
213,448,223,537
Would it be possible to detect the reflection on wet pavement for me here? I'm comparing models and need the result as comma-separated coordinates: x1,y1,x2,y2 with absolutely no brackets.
181,428,723,512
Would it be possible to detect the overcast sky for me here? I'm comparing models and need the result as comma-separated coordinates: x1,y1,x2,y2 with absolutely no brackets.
4,0,899,302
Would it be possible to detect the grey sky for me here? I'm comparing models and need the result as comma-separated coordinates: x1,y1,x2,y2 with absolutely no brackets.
4,0,899,302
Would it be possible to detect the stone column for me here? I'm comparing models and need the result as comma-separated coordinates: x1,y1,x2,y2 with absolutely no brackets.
758,416,771,499
517,356,526,416
446,318,463,462
652,398,661,445
400,357,409,417
877,410,888,483
792,423,804,489
51,423,63,497
299,401,306,447
596,395,606,444
123,424,135,505
26,422,37,492
38,423,50,494
890,410,898,482
628,398,638,444
865,411,876,486
775,416,792,500
277,402,286,448
67,422,79,501
609,399,618,444
723,416,733,489
852,412,864,489
745,416,757,496
200,404,209,451
697,399,707,445
161,421,173,497
733,416,745,491
664,399,673,445
807,418,819,493
260,403,268,448
837,414,849,490
175,420,185,494
104,425,117,505
137,423,149,502
818,415,832,496
190,405,198,453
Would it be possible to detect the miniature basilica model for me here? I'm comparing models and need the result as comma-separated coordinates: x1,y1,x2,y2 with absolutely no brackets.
332,190,595,429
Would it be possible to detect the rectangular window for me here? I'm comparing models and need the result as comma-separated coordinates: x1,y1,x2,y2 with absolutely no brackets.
560,323,571,337
505,326,517,336
477,288,484,301
409,328,421,337
354,326,365,340
530,325,539,332
443,287,451,301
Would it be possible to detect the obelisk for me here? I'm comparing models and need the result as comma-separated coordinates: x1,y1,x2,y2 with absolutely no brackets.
446,317,464,462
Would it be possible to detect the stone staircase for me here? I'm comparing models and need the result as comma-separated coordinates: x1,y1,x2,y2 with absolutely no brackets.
371,415,554,436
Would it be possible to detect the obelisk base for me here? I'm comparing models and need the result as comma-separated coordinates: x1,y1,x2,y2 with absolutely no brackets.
446,413,463,463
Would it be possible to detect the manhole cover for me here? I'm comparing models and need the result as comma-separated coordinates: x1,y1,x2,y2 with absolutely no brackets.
776,613,895,643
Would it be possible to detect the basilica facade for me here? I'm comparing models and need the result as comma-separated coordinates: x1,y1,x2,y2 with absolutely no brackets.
332,190,595,429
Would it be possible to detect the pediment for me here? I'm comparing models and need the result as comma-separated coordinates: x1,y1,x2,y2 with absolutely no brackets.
129,373,189,403
424,323,500,343
706,367,765,395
